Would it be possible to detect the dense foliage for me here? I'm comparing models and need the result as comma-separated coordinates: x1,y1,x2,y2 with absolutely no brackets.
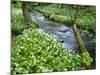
35,4,96,33
34,4,96,48
11,8,25,34
11,8,38,35
11,29,85,74
11,2,96,74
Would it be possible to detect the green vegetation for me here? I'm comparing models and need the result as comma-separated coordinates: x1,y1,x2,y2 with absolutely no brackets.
77,16,96,33
11,1,96,74
11,29,84,74
35,4,71,24
72,26,93,66
11,8,25,34
11,8,38,35
35,4,96,33
34,4,96,50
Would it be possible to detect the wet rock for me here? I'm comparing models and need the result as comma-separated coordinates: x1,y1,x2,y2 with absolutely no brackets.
57,25,70,33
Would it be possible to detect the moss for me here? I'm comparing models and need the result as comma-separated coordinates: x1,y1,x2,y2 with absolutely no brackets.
81,51,93,66
76,33,93,66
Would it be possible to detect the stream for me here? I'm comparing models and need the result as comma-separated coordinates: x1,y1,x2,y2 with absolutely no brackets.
30,10,95,68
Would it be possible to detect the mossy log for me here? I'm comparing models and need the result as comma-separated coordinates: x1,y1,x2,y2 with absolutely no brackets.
72,23,93,66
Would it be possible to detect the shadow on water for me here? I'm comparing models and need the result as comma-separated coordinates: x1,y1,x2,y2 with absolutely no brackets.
30,10,96,69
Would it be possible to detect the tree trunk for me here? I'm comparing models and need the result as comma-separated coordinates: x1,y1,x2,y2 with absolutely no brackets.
72,23,86,53
58,4,62,10
71,22,92,66
68,5,93,66
55,4,62,14
21,1,30,28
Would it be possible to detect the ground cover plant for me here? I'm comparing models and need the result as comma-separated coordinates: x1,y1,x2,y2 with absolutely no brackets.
11,1,96,74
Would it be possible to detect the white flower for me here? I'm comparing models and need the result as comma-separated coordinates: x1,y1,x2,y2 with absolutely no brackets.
20,46,24,49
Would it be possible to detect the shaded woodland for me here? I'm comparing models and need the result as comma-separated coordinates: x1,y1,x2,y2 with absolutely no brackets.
11,1,96,74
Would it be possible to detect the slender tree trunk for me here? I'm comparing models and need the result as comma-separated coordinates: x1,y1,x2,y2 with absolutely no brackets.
71,6,88,53
70,6,92,66
72,22,86,53
55,4,62,14
58,4,62,10
21,1,30,28
72,22,92,67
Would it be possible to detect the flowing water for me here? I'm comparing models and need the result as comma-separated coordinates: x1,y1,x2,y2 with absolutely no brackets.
30,11,95,68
